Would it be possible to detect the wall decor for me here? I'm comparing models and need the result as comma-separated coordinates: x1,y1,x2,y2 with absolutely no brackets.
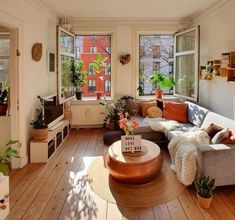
120,54,131,65
32,43,42,61
48,51,55,72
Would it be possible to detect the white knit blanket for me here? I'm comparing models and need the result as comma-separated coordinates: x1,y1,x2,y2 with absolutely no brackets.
168,128,210,186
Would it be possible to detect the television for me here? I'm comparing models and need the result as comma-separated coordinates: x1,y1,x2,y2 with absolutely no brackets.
43,95,64,128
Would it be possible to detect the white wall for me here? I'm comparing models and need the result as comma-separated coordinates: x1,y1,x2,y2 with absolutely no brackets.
194,1,235,119
0,0,57,167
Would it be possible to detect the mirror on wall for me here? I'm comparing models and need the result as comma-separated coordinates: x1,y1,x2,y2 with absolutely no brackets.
57,26,75,104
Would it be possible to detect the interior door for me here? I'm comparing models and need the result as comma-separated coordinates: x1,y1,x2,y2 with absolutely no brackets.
174,26,200,101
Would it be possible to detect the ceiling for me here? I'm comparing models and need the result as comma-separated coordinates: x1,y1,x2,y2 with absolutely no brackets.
39,0,221,21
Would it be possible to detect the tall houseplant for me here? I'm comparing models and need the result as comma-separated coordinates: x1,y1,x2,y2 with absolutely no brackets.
0,81,9,116
91,53,109,99
194,174,216,208
0,140,19,175
148,71,176,98
30,96,48,141
71,60,87,100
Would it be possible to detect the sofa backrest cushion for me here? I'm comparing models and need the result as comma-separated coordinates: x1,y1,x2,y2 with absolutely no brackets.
163,101,188,123
185,101,210,127
200,111,235,130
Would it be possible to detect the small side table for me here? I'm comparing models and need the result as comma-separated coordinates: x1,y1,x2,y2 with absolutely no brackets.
106,139,163,184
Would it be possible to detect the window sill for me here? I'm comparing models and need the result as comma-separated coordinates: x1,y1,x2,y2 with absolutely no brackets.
71,96,113,105
137,95,178,101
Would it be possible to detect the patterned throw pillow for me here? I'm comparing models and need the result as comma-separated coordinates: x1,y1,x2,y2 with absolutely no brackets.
139,101,157,117
211,128,230,144
147,106,163,118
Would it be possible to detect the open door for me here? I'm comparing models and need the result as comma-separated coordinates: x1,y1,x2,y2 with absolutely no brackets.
174,26,200,101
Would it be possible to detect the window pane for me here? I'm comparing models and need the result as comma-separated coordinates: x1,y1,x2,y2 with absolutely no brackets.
175,54,195,98
75,35,111,98
176,31,195,52
61,55,74,99
139,35,174,96
60,31,74,54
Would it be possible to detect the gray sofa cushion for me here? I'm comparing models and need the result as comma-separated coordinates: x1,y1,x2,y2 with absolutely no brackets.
185,101,210,127
167,123,198,140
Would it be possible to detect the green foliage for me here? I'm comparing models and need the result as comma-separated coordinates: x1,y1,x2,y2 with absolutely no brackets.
71,60,88,92
61,59,72,88
194,174,216,198
137,85,144,96
0,140,19,175
148,71,176,90
0,81,9,104
30,96,47,129
91,53,109,74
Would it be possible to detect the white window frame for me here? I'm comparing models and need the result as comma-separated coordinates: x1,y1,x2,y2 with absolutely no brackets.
135,29,177,99
88,79,96,92
88,63,95,75
89,46,97,54
104,79,111,92
174,26,199,102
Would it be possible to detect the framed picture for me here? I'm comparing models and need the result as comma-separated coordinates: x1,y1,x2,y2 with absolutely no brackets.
47,51,55,73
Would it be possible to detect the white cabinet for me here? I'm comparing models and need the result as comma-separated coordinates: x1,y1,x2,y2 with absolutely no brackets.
71,103,105,127
0,176,9,220
30,120,70,163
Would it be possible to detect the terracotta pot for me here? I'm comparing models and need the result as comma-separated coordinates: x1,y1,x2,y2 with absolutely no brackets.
155,89,163,98
0,103,8,116
95,91,103,100
32,127,48,141
197,192,212,209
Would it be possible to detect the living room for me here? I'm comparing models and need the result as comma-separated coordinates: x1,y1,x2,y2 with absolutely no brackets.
0,0,235,219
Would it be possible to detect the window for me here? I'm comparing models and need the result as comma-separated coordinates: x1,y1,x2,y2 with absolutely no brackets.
138,35,174,96
169,61,174,74
174,27,199,101
88,80,96,92
75,35,111,98
89,46,97,54
88,63,95,75
104,80,111,92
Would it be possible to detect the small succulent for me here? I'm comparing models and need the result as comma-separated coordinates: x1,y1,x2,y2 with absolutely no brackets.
194,174,215,198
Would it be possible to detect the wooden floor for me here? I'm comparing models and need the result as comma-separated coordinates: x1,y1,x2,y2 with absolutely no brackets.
7,129,235,220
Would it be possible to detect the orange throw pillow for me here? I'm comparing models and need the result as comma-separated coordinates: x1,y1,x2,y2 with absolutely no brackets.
163,102,188,123
222,130,235,144
140,101,156,117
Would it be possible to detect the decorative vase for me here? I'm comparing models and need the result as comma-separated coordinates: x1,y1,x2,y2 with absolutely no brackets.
155,89,163,98
197,192,213,209
32,127,48,141
0,103,8,116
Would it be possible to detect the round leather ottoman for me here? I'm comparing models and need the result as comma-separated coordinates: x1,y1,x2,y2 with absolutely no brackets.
103,130,125,146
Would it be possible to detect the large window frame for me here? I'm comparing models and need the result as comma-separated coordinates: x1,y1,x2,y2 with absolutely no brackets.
135,30,176,98
174,26,199,102
73,30,116,100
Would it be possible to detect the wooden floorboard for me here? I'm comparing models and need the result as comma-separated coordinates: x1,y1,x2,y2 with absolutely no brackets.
8,128,235,220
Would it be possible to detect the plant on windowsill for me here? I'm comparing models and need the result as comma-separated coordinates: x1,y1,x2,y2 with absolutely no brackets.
0,140,19,175
91,53,109,100
148,71,176,98
0,81,9,116
71,60,88,100
30,96,48,141
194,174,215,209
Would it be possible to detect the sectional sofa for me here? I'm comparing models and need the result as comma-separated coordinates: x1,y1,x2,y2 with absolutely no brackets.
133,101,235,186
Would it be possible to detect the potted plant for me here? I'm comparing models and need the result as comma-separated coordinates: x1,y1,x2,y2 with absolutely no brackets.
0,140,19,175
194,174,216,209
148,71,176,98
0,81,9,116
30,96,48,141
71,60,87,100
91,53,109,100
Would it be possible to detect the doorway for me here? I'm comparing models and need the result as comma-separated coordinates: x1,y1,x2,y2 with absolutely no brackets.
0,24,19,155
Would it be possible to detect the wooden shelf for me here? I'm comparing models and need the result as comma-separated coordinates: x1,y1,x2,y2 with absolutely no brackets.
30,119,71,163
220,51,235,77
227,68,235,82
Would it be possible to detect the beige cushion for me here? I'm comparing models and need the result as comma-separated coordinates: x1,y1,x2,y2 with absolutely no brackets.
147,106,162,118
